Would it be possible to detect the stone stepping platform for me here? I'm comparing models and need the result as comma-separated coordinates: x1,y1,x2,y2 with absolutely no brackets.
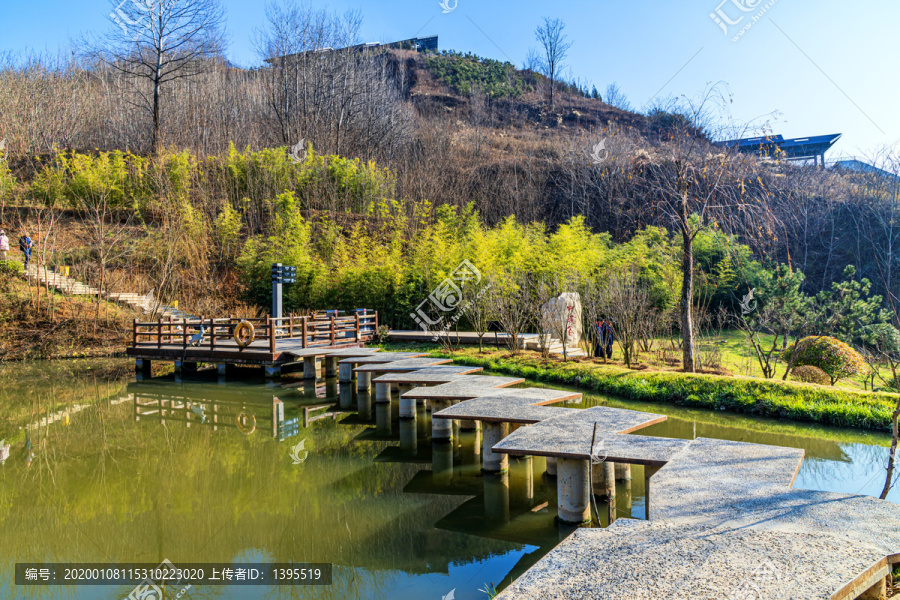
651,439,900,554
497,429,690,466
432,388,585,424
491,406,668,458
399,376,526,400
497,520,893,600
372,366,485,384
353,358,454,372
339,352,429,365
651,437,806,523
437,400,569,425
276,346,378,359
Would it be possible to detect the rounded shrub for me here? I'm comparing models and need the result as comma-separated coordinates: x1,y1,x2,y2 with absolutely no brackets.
782,336,867,385
790,365,831,386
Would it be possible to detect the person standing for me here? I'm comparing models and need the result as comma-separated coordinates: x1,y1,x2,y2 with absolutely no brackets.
0,230,8,260
600,319,615,360
18,232,33,268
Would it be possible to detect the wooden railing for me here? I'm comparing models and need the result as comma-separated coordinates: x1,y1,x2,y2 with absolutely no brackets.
130,311,378,354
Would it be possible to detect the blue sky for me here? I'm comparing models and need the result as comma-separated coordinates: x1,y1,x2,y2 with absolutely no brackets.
3,0,897,159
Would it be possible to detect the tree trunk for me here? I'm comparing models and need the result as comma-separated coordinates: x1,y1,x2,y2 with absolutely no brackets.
681,224,696,373
151,43,162,155
549,75,554,109
881,399,899,499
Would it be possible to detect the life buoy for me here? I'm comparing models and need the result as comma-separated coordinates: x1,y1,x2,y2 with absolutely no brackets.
233,320,255,349
236,412,257,435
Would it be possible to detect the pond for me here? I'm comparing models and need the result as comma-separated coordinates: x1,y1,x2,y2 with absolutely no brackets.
0,360,896,600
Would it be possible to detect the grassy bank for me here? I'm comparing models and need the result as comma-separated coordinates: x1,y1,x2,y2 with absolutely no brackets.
0,272,133,360
386,345,899,431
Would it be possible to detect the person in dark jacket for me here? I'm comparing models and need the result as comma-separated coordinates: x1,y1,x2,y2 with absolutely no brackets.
18,233,33,268
599,319,615,359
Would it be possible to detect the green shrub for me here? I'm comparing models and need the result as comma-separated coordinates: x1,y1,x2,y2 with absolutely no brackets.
0,260,24,275
426,51,531,99
783,336,868,385
790,365,831,386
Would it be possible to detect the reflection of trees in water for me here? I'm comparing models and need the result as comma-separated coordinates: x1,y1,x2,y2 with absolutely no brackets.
797,443,899,501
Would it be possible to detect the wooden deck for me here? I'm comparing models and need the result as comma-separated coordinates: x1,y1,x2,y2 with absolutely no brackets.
126,313,378,366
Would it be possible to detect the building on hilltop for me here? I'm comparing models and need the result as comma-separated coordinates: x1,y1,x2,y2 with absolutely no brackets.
832,158,900,182
716,133,842,168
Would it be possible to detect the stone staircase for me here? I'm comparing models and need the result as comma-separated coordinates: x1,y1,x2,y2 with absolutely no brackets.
106,291,195,320
25,265,99,296
25,265,193,320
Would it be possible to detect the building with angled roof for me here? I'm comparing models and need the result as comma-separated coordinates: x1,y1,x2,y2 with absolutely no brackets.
716,133,842,167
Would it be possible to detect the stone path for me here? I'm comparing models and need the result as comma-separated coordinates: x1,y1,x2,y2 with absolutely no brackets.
345,350,900,599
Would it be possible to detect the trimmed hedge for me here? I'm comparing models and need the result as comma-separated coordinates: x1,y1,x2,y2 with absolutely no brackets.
783,336,867,385
790,365,831,386
429,352,897,431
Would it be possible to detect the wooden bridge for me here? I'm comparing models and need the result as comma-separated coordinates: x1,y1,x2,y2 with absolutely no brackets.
127,312,378,377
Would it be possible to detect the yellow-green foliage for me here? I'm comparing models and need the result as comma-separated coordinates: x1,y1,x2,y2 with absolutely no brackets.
31,151,147,209
213,202,243,263
212,142,393,216
236,198,688,327
0,151,15,202
237,191,323,309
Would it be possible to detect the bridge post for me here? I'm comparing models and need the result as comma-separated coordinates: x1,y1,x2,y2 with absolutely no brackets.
135,359,151,378
431,402,453,440
482,422,509,473
303,356,320,379
324,356,339,378
357,371,371,392
557,458,591,524
546,456,558,477
399,394,416,419
338,362,354,383
375,381,392,404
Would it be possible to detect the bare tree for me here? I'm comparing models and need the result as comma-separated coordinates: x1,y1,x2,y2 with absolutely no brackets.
604,82,632,112
92,0,227,153
600,268,653,369
489,271,532,355
645,86,775,372
534,17,572,110
463,278,495,353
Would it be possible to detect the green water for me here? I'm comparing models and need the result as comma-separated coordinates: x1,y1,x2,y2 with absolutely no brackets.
0,360,896,600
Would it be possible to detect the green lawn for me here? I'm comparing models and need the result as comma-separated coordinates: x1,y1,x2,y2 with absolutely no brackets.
382,341,900,432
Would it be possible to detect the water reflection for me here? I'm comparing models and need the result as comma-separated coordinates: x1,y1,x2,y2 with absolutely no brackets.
0,360,897,600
